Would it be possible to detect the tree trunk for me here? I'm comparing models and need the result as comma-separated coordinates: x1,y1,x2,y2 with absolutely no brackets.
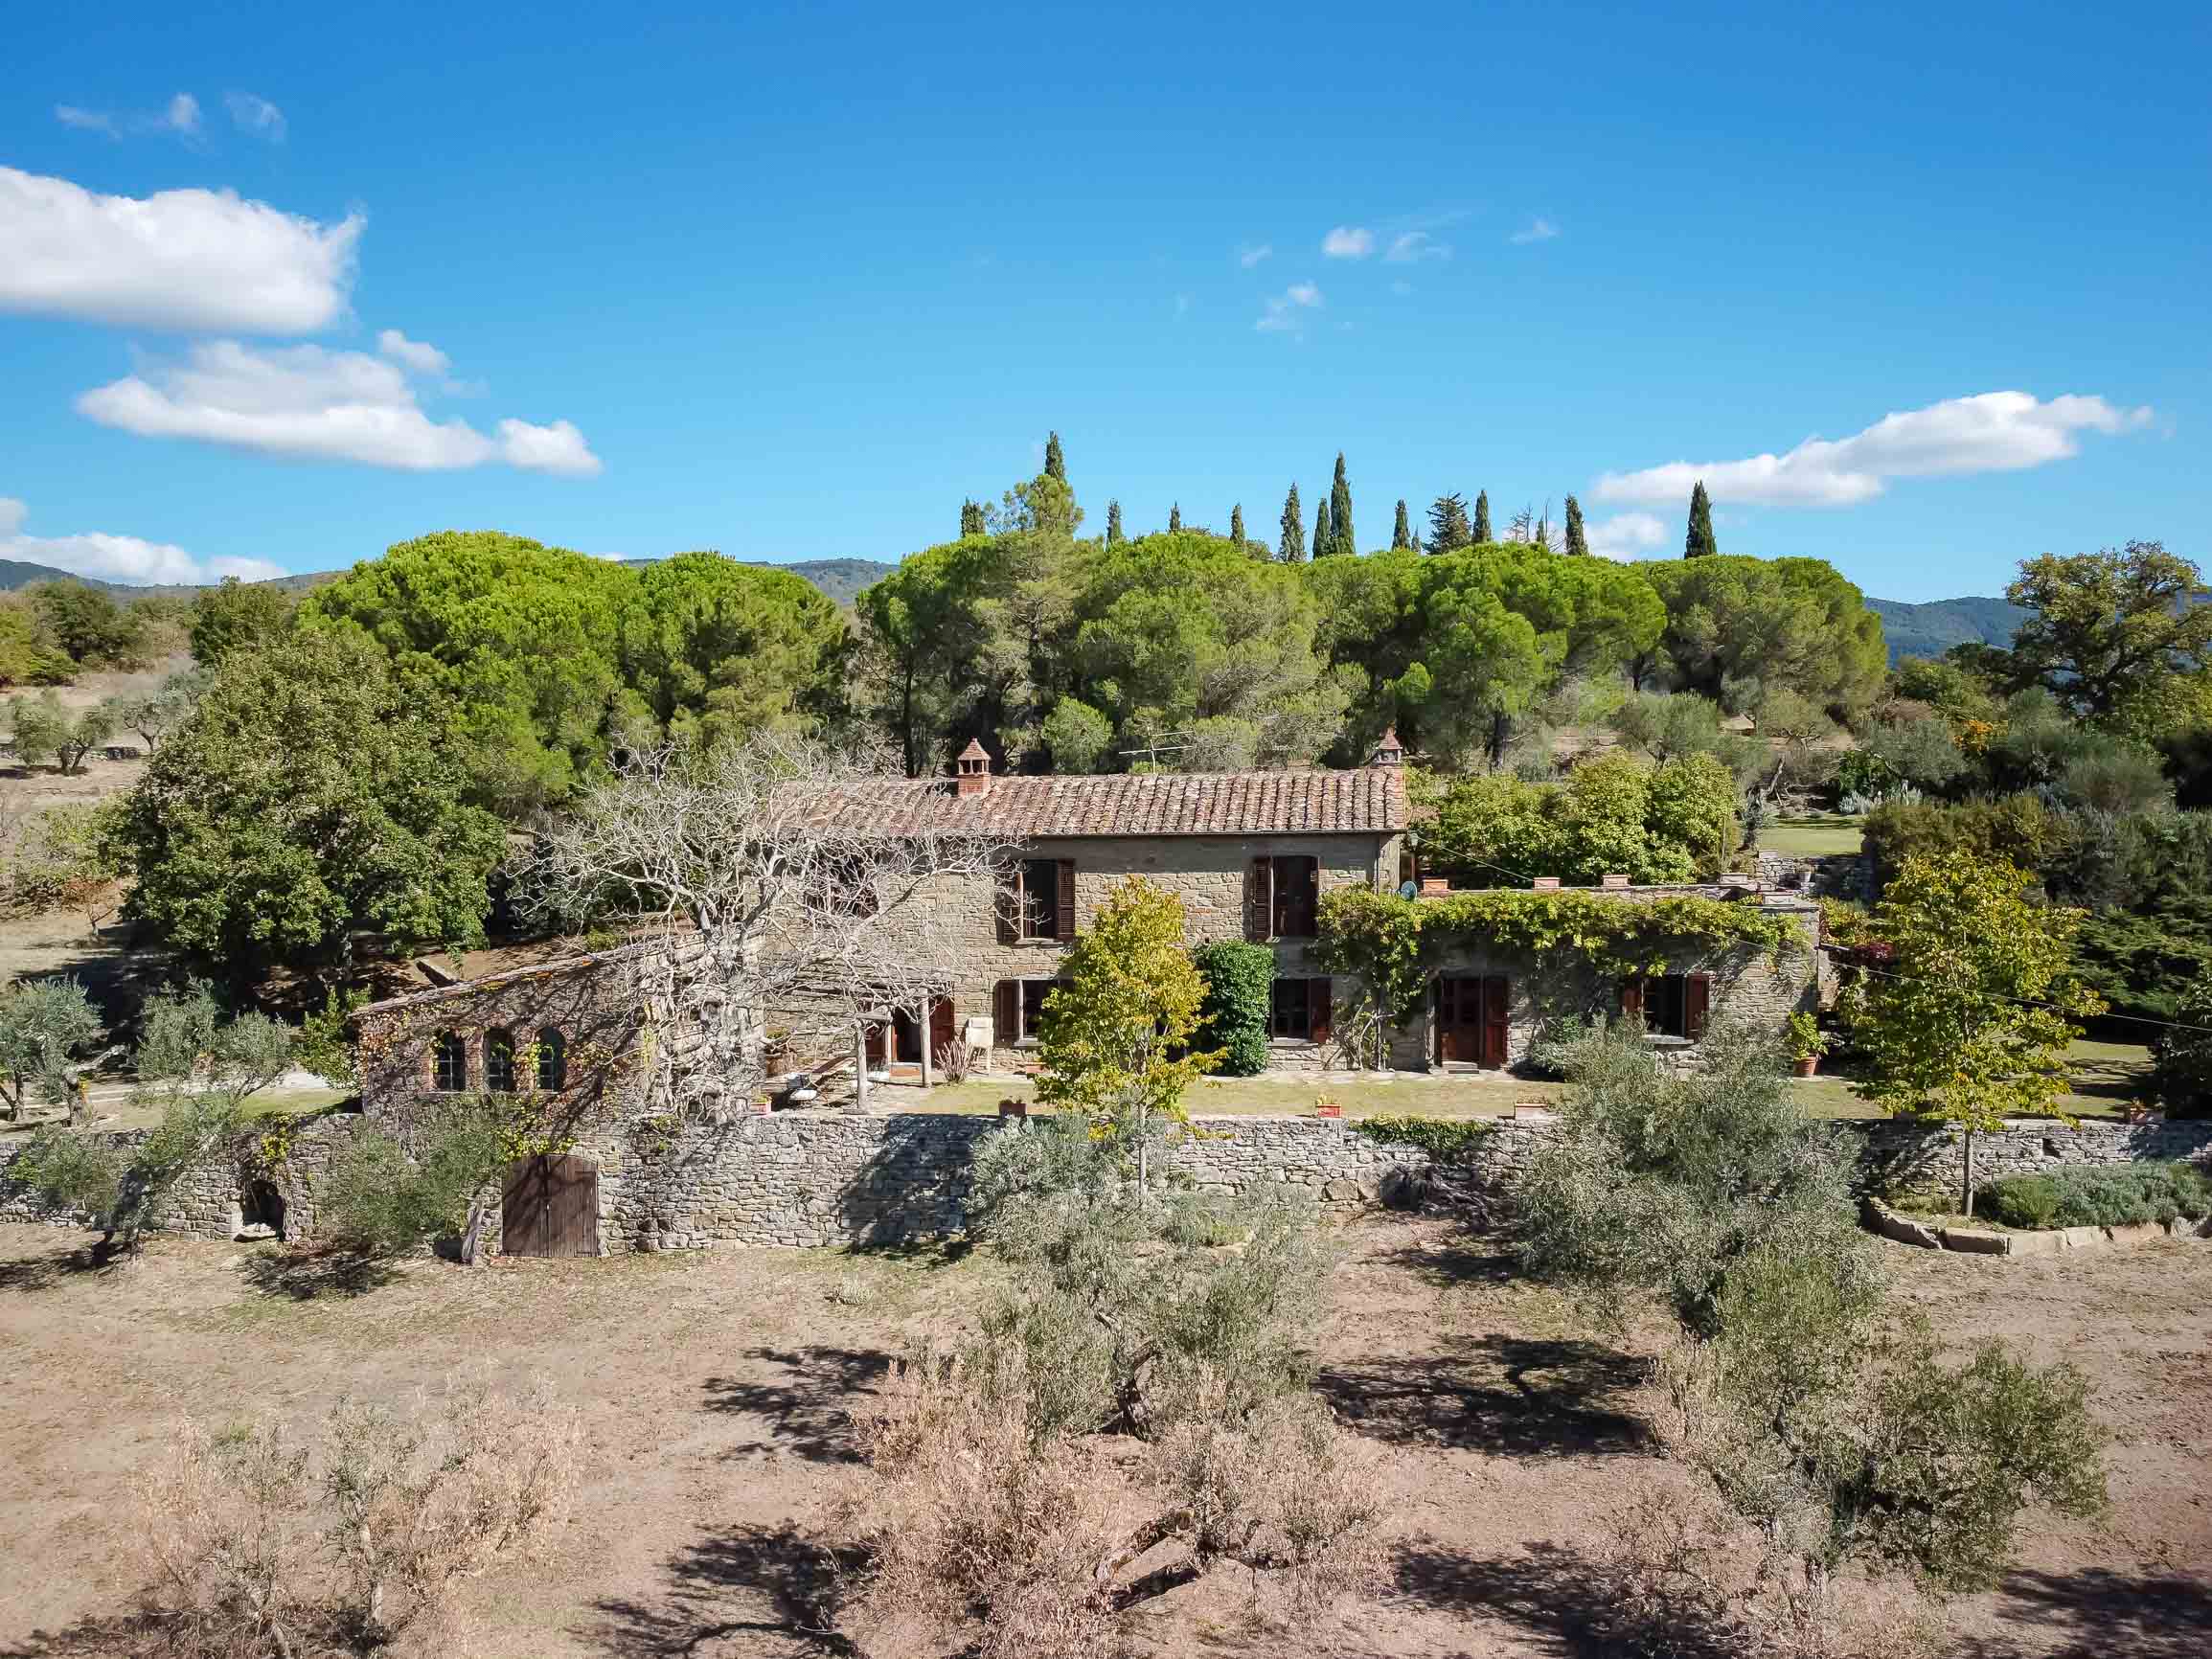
460,1196,487,1264
1960,1127,1975,1219
853,1023,868,1111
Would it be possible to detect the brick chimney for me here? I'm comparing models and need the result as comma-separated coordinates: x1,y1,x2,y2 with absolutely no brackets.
1369,725,1406,767
956,738,993,797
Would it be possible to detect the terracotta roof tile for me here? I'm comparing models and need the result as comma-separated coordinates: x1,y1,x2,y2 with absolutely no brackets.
811,765,1408,839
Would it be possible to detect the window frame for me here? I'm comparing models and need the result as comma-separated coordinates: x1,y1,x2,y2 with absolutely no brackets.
1269,977,1323,1041
1015,858,1060,941
1269,854,1320,940
431,1030,469,1092
484,1027,517,1094
536,1026,567,1092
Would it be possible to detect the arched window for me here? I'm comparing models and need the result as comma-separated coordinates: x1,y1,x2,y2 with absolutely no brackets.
484,1028,517,1094
433,1031,468,1092
536,1027,567,1091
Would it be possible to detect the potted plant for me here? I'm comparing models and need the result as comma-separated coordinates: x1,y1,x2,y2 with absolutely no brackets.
1785,1011,1829,1078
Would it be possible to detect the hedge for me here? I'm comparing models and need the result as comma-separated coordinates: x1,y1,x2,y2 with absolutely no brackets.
1981,1161,2212,1230
1193,941,1274,1077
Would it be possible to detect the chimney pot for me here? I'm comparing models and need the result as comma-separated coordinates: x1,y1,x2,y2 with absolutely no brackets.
956,738,992,797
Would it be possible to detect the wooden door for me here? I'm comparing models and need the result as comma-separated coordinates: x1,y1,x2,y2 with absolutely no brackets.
928,997,955,1060
1436,976,1510,1069
502,1155,599,1258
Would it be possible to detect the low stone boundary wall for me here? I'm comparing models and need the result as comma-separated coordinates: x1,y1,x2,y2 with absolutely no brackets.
7,1104,2211,1255
1862,1196,2212,1256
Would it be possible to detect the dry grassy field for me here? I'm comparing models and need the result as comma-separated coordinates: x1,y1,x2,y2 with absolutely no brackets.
1,1215,2205,1657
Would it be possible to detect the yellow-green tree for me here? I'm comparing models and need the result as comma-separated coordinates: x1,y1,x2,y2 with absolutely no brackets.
1849,850,2104,1215
1036,876,1220,1192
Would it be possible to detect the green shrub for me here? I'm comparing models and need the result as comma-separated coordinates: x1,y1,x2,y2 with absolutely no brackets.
1980,1162,2212,1230
1193,942,1273,1077
1354,1114,1495,1160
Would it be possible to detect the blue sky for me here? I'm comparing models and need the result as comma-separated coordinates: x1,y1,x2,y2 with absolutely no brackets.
3,1,2204,601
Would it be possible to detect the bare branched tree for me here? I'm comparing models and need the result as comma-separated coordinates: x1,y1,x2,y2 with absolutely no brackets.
517,736,1015,1119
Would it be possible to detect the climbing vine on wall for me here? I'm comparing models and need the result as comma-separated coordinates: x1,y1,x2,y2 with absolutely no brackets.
1313,888,1798,1026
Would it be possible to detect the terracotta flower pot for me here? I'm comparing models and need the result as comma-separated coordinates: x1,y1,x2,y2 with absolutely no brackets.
1792,1057,1819,1078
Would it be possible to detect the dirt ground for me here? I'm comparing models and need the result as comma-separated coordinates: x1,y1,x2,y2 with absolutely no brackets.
1,1215,2205,1658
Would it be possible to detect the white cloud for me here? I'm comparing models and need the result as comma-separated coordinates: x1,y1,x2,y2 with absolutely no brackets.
54,105,120,138
76,339,604,477
0,496,284,586
1384,230,1449,262
224,91,286,142
1255,282,1323,332
0,166,361,332
1238,241,1272,268
156,93,202,138
1321,225,1374,259
1585,511,1671,560
53,93,203,143
1509,216,1559,244
376,328,450,376
1591,391,2155,510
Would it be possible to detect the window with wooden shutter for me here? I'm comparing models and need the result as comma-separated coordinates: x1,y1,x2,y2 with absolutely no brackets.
1686,972,1713,1039
994,979,1017,1043
993,871,1020,943
1272,854,1319,938
1055,859,1077,941
1618,978,1645,1022
1247,856,1273,942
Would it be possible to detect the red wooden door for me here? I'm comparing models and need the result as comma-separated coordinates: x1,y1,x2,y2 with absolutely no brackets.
928,997,955,1061
1436,976,1510,1069
502,1155,599,1258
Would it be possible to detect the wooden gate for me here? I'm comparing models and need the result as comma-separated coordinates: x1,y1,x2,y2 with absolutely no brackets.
1435,975,1511,1069
501,1155,599,1259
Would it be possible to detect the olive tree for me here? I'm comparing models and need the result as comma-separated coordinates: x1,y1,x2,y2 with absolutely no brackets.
0,975,103,1120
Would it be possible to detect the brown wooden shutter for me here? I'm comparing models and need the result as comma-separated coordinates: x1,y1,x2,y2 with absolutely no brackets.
1482,975,1511,1069
994,980,1018,1044
1619,977,1645,1021
930,997,956,1057
1246,856,1273,942
1308,978,1333,1046
994,869,1020,943
1686,973,1713,1039
1056,859,1077,941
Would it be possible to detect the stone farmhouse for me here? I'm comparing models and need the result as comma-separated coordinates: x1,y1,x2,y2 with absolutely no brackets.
349,737,1825,1257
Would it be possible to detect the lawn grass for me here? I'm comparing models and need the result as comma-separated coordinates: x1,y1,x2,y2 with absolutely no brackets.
885,1037,2155,1125
1757,812,1864,857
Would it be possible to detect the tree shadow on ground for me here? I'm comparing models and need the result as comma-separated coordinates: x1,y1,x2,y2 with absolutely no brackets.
0,1609,177,1657
585,1522,858,1657
1376,1233,1520,1288
0,1242,120,1293
1955,1567,2212,1659
237,1246,399,1301
701,1346,891,1464
1391,1538,1738,1658
1320,1332,1652,1457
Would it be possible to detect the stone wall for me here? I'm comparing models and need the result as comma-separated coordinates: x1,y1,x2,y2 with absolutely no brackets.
9,1104,2212,1254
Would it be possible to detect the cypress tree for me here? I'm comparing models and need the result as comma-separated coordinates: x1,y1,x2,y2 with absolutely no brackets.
960,499,987,537
1168,503,1182,532
1279,485,1306,562
1328,452,1356,557
1313,496,1332,558
1471,490,1493,544
1684,481,1716,557
1425,493,1471,553
1044,431,1066,483
1106,499,1124,545
1392,499,1413,549
1230,504,1245,549
1563,493,1589,556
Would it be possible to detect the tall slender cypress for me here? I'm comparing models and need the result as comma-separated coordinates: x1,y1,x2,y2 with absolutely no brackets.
1471,490,1493,544
1106,499,1124,545
1044,431,1066,483
1392,499,1413,549
1563,493,1589,556
1168,503,1182,532
1313,496,1332,559
1230,504,1246,549
1328,452,1356,557
1279,485,1306,562
960,499,987,537
1684,481,1716,557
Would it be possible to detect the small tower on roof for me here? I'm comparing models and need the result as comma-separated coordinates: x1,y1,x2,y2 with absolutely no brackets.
956,737,993,796
1369,726,1406,767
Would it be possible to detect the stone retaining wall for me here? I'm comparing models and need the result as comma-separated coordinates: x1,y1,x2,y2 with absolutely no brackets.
8,1105,2211,1254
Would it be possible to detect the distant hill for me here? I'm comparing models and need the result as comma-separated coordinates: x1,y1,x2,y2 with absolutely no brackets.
1864,595,2027,664
0,555,901,609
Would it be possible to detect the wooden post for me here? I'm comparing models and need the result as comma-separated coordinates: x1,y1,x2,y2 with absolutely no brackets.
918,1003,933,1090
853,1022,868,1112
